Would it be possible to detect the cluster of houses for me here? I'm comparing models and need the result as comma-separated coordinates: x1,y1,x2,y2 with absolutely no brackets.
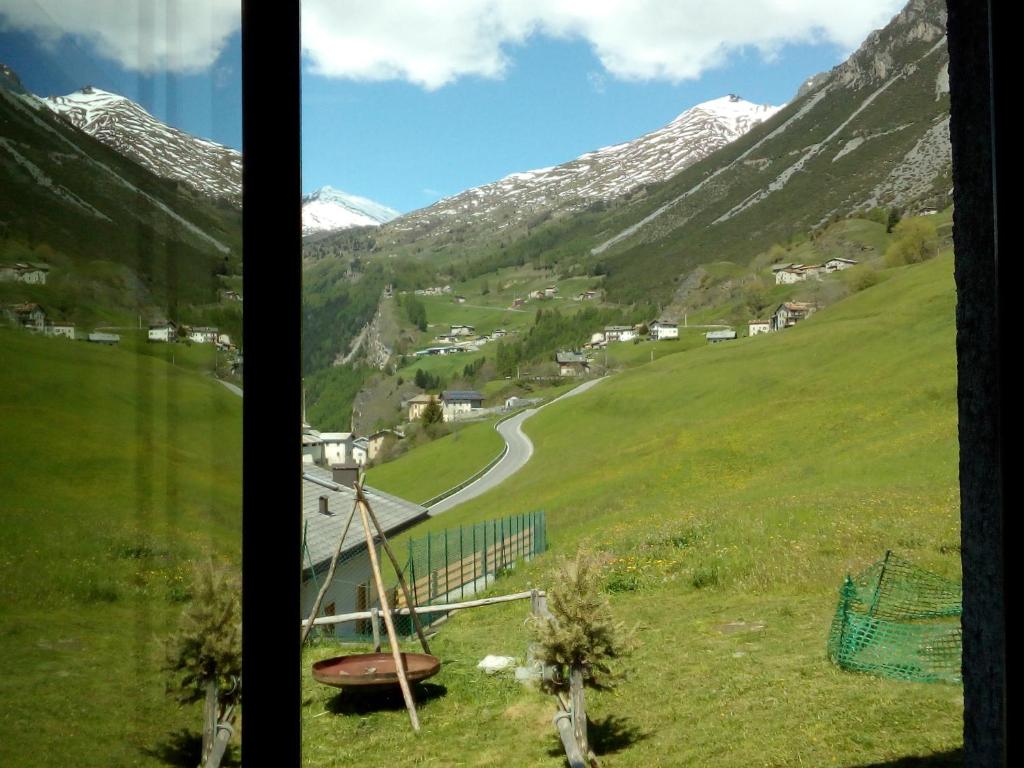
147,320,233,349
528,286,559,300
0,262,49,285
585,319,680,349
301,423,405,468
772,257,857,285
413,285,452,297
2,302,120,344
414,326,511,357
405,390,486,423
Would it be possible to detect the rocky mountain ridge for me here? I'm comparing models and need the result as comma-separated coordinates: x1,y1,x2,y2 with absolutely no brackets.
385,95,781,244
41,86,242,206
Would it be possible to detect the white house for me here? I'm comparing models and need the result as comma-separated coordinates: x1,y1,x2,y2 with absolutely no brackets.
3,302,46,331
217,333,232,347
604,325,637,342
823,257,858,273
188,326,219,344
301,466,429,640
748,320,771,336
351,437,369,466
649,320,679,341
301,430,324,465
771,301,817,331
441,390,484,422
450,324,475,337
49,323,76,339
775,267,808,285
148,321,177,342
774,264,826,285
320,433,355,466
0,262,49,285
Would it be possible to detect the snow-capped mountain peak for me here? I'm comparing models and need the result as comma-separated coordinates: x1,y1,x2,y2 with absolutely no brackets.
42,86,241,205
389,93,783,239
302,186,400,235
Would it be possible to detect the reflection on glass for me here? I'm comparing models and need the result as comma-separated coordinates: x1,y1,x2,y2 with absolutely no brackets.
0,3,243,765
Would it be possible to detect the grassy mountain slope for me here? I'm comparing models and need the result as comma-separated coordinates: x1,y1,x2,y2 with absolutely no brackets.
0,328,241,766
302,252,960,767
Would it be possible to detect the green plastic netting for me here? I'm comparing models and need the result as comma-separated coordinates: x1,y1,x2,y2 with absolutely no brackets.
827,551,962,684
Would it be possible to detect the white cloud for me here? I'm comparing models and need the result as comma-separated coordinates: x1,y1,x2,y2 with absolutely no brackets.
0,1,240,74
301,0,907,89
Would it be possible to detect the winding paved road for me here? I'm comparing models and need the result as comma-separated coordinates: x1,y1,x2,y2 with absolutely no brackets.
427,376,608,516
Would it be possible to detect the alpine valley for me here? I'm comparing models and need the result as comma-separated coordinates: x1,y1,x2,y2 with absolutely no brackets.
303,0,952,431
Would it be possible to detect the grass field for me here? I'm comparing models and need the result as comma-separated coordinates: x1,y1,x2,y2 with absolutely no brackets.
0,328,242,767
367,417,505,504
302,252,962,767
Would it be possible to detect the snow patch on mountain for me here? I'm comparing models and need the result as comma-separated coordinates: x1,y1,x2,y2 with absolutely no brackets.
42,86,242,205
392,94,782,237
302,186,401,235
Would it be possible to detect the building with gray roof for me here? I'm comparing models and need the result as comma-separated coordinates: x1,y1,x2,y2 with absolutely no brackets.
301,464,429,638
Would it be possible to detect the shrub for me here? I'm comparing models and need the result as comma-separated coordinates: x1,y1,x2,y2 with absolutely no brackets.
531,551,634,693
885,219,939,266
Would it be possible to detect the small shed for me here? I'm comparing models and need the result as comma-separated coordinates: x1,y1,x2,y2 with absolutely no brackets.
705,329,737,343
88,332,120,345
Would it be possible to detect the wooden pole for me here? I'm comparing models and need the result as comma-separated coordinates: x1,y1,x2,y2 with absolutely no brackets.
371,606,381,652
301,589,543,627
553,711,588,768
300,497,359,646
570,665,590,759
356,486,431,654
201,679,217,763
356,491,420,732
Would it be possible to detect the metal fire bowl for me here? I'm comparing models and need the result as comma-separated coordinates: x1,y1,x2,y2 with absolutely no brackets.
312,652,441,689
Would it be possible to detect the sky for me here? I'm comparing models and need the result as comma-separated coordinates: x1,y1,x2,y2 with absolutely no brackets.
1,1,908,214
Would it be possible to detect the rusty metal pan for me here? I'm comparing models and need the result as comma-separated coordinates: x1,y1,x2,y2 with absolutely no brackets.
312,652,441,689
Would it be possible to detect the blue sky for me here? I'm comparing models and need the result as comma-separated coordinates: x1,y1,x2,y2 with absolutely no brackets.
302,36,851,214
0,23,243,151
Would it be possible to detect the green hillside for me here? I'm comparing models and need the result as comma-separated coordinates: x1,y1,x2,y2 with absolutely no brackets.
0,328,241,767
302,252,961,767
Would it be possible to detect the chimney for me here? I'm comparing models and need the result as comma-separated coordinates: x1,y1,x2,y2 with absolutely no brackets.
318,495,329,515
331,464,359,489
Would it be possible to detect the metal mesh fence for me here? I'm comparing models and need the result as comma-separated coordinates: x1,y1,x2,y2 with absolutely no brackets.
827,551,962,684
404,511,546,606
303,512,547,642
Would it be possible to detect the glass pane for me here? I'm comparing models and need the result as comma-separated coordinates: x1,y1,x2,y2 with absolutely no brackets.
299,1,962,764
1,4,243,766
